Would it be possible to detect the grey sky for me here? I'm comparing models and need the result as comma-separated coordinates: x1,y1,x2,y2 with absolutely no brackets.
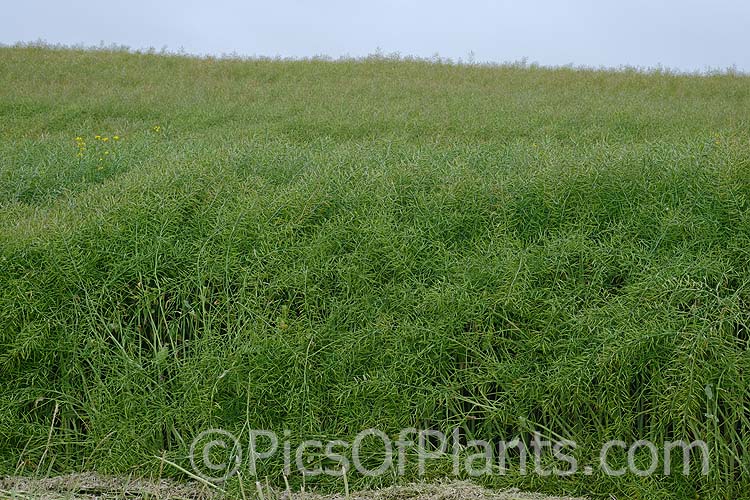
3,0,749,72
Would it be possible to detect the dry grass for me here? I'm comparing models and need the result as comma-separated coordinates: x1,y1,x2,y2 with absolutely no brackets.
0,475,585,500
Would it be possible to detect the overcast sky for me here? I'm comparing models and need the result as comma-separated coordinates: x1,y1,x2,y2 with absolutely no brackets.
2,0,749,72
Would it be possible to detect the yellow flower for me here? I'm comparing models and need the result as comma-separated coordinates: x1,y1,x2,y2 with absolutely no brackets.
75,136,83,141
102,137,109,142
95,135,101,140
113,135,120,140
104,151,110,155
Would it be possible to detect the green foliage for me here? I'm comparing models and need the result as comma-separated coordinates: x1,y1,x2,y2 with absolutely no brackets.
1,46,749,499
